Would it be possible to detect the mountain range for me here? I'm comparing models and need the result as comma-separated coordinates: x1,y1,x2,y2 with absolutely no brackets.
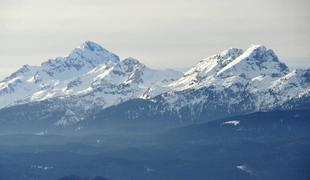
0,41,309,180
0,41,309,132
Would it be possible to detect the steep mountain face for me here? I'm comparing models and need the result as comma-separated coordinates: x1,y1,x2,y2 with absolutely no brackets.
169,45,289,91
0,41,181,123
163,45,308,112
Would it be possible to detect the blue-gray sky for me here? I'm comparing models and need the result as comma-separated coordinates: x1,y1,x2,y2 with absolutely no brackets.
0,0,309,78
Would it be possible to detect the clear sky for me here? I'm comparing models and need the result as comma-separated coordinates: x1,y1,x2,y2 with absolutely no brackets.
0,0,309,78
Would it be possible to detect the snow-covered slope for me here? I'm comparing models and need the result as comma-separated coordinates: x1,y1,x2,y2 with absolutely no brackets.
147,45,310,120
0,41,181,112
169,45,289,91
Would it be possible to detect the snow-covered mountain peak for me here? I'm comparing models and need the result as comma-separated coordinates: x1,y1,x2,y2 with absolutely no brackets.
74,41,120,63
40,41,120,76
238,44,279,64
0,41,181,111
169,45,291,91
217,45,289,79
78,40,106,51
168,48,244,90
121,57,145,71
181,47,243,78
4,64,37,80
